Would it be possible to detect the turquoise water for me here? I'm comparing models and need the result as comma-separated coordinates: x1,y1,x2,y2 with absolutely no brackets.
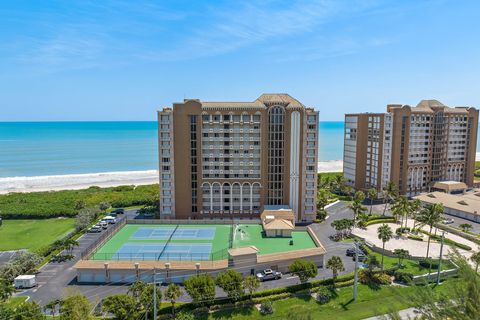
0,122,157,177
1,121,477,178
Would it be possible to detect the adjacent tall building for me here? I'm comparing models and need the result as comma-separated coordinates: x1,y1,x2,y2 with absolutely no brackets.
158,94,319,222
344,100,478,196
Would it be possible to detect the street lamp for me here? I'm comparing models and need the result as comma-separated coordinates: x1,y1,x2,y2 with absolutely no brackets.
353,240,359,301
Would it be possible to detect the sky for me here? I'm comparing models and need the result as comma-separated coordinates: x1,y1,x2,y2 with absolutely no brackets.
1,0,480,121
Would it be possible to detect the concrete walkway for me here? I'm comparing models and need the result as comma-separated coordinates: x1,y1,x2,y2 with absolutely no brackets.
353,218,477,260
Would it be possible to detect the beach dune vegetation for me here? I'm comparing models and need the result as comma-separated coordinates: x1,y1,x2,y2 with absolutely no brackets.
0,184,158,218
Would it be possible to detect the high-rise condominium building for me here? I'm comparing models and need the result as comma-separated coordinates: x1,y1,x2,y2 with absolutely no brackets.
158,94,319,222
343,100,478,196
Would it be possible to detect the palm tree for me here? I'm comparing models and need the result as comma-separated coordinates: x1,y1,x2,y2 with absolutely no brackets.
409,199,421,231
377,224,393,270
391,196,410,228
326,256,345,287
165,283,182,318
382,181,397,216
334,175,346,194
348,191,367,222
393,249,409,268
368,188,377,215
417,203,444,259
471,250,480,273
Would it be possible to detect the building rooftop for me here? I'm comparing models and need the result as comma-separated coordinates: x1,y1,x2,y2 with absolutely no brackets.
181,93,308,109
432,181,468,192
414,191,480,215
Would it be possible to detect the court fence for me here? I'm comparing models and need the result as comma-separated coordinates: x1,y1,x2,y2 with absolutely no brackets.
126,218,261,225
81,217,262,262
89,248,229,262
80,217,127,260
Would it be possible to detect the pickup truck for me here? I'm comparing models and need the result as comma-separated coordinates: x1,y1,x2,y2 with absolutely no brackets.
256,269,282,282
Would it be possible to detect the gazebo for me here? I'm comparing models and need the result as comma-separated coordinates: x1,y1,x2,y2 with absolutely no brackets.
260,205,295,237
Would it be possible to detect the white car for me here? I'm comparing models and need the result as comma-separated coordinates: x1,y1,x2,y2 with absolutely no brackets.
256,269,282,282
99,221,108,229
443,218,454,224
103,216,117,224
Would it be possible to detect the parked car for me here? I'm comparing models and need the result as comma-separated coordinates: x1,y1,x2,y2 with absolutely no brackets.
108,212,117,218
442,218,454,224
100,221,108,229
346,247,364,257
256,269,282,282
88,226,102,233
353,253,366,262
103,216,116,224
112,208,124,214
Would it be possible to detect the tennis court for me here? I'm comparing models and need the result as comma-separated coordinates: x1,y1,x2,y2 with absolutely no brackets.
112,243,213,261
131,227,215,240
91,224,231,261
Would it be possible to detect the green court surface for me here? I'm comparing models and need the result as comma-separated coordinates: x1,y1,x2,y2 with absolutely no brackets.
232,224,317,255
92,223,318,261
92,224,231,261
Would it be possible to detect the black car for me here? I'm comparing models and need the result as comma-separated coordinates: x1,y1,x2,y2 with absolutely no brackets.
346,247,364,257
112,208,125,214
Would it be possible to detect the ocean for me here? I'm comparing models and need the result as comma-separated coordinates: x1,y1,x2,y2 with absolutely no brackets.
0,121,477,178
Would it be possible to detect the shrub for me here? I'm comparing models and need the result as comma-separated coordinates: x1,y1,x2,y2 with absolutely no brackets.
408,235,423,241
374,273,392,285
192,307,209,319
252,293,290,304
358,270,391,285
395,227,410,234
315,286,333,304
419,259,440,269
259,300,274,315
176,312,195,320
0,184,158,219
394,271,414,284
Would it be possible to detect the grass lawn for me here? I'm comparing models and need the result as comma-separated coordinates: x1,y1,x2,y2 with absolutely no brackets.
364,247,454,275
0,218,75,251
4,297,27,309
208,281,455,320
233,224,317,255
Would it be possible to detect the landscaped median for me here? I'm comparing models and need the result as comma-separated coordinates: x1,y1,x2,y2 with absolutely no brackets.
156,273,458,320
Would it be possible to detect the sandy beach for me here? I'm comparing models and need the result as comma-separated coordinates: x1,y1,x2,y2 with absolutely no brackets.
0,161,345,194
0,170,159,194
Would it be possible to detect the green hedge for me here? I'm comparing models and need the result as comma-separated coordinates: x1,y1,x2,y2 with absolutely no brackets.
420,231,472,251
0,184,158,219
365,218,396,226
368,214,395,220
408,235,424,241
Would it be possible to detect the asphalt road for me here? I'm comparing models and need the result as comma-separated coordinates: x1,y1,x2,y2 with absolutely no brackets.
17,209,139,305
17,201,359,306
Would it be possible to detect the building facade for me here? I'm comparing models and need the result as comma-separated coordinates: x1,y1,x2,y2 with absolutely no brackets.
158,94,319,222
343,100,478,196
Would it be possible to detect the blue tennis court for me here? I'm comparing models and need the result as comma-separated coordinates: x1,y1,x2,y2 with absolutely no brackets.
130,227,215,240
114,242,213,261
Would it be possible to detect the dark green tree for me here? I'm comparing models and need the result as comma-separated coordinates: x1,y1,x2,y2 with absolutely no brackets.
184,274,216,305
289,259,318,284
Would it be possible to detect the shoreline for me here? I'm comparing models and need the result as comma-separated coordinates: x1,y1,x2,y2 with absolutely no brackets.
0,161,344,194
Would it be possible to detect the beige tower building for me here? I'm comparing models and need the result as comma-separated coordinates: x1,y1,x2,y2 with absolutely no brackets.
344,100,478,196
158,94,319,222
